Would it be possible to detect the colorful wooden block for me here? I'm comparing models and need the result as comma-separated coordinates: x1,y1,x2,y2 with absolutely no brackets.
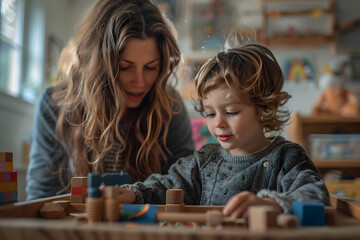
0,162,6,172
70,195,87,204
292,201,325,226
71,186,88,196
0,191,17,203
0,152,12,162
102,172,132,186
0,162,14,172
10,172,17,182
0,182,17,192
0,192,4,202
88,187,102,198
0,172,13,182
6,162,13,172
249,206,279,232
71,177,88,187
88,173,102,188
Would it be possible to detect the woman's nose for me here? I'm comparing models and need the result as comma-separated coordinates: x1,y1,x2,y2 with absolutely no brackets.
132,70,145,87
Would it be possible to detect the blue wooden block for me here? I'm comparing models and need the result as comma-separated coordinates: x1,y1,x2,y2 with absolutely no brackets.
88,172,102,188
88,187,102,198
292,201,325,226
102,172,132,186
118,204,158,223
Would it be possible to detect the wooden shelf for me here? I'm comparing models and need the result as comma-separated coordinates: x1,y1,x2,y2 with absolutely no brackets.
287,112,360,178
314,161,360,168
266,8,333,17
261,0,335,47
263,35,334,46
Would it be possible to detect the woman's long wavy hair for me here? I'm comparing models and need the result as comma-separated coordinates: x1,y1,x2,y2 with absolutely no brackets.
195,44,291,133
52,0,181,185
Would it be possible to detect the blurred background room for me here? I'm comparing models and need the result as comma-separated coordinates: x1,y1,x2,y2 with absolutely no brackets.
1,0,360,201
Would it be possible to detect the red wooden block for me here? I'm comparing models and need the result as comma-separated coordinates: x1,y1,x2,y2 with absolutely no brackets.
0,172,10,182
10,172,17,182
71,186,87,196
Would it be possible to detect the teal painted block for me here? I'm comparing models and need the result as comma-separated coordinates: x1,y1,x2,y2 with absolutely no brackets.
293,201,325,226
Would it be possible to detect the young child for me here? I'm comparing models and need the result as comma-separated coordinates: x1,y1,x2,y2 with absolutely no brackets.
119,44,330,218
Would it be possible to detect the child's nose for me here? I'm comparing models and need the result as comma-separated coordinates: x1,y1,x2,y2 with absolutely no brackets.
215,115,226,128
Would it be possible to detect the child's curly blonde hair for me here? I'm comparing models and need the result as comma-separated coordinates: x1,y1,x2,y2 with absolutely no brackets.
194,44,291,133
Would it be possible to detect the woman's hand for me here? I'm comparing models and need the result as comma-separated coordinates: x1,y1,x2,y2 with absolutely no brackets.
223,191,282,218
117,187,136,203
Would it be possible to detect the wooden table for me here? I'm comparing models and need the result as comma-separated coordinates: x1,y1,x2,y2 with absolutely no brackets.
0,194,359,240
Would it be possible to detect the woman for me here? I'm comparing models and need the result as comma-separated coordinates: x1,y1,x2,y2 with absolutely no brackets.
26,0,195,200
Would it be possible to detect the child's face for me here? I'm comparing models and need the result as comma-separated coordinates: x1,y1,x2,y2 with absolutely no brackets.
202,84,270,155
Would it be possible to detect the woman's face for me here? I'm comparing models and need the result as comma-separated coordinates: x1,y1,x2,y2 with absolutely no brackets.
118,37,161,108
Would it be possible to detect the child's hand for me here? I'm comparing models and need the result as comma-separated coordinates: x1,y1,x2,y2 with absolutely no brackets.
117,187,136,203
223,191,282,218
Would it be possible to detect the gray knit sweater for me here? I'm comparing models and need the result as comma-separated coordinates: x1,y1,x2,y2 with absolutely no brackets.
122,136,330,213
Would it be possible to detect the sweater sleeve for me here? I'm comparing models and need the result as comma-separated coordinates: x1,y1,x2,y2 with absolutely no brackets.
164,90,195,171
26,87,70,200
122,154,202,205
257,145,330,213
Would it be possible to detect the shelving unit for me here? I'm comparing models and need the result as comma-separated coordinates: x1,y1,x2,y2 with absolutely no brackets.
287,112,360,177
260,0,336,47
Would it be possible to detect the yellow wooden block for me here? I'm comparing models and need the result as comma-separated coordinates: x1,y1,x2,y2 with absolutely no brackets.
6,162,13,172
0,182,17,192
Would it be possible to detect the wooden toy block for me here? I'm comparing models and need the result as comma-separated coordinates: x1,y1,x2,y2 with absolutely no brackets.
102,172,132,186
104,199,119,222
277,214,298,228
103,186,119,198
70,195,87,204
0,182,17,192
71,186,88,196
0,172,17,183
88,173,102,188
248,206,278,232
71,177,88,187
166,203,185,212
0,152,12,162
166,189,184,204
53,200,70,216
206,210,223,227
0,191,17,204
6,162,13,172
292,202,325,226
104,186,119,222
85,197,104,222
40,202,65,219
10,172,17,182
325,206,336,226
0,162,13,172
88,187,102,198
4,191,17,202
166,189,185,212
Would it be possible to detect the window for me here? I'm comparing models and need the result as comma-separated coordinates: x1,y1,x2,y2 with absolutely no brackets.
1,0,24,98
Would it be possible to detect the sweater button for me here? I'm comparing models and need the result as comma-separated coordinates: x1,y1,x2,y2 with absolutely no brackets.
262,161,269,168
